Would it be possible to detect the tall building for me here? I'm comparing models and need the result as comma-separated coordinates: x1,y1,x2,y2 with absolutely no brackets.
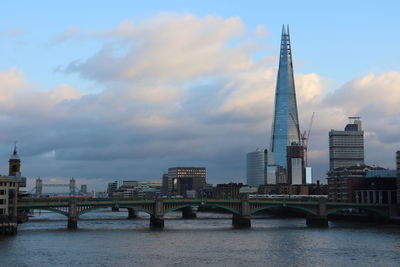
246,150,267,187
270,25,301,177
286,143,305,185
168,167,206,196
161,172,170,195
329,117,364,170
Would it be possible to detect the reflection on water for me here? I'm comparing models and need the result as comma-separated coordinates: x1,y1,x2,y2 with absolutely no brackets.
1,209,399,267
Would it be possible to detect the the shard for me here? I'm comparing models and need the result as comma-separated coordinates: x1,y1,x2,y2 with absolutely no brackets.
270,25,301,170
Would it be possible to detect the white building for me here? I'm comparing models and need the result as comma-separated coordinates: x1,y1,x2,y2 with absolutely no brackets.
329,117,364,170
0,176,18,219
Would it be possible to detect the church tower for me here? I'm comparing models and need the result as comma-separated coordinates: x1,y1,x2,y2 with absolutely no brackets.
9,144,21,177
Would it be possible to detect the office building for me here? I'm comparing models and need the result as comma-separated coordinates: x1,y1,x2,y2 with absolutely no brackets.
0,176,18,219
246,150,267,187
286,143,305,185
270,25,301,176
168,167,206,196
306,167,313,184
354,177,397,204
327,164,373,202
212,183,245,199
329,117,364,171
107,180,128,197
114,181,161,198
161,172,171,195
266,165,286,184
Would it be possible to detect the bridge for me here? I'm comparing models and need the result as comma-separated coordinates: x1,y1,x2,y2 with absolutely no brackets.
16,197,396,230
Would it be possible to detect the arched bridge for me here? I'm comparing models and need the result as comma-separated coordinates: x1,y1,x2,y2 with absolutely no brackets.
17,197,394,229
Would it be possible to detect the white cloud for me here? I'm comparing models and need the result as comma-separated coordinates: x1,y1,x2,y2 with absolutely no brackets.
255,24,269,38
1,14,399,187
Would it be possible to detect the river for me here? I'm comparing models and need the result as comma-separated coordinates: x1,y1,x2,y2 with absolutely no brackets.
1,209,399,266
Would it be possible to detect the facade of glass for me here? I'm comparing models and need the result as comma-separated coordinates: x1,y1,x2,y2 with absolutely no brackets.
329,118,364,171
246,151,266,187
270,25,301,170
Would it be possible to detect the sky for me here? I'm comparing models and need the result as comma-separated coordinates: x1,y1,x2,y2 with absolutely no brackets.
1,1,400,191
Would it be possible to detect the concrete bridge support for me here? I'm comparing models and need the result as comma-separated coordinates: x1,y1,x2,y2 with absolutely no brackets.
232,196,251,229
112,206,119,212
182,207,196,219
0,221,17,235
68,199,78,229
306,216,328,227
127,208,138,219
232,214,251,229
306,199,328,228
150,199,164,229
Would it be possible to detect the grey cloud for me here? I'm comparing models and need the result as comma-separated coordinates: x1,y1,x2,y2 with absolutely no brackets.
1,15,399,190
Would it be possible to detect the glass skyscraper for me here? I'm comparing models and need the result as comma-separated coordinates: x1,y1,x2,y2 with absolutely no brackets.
246,150,267,187
270,25,301,170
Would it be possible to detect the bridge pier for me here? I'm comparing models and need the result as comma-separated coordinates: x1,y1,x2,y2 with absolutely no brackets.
232,195,251,229
150,198,164,230
306,198,328,228
68,217,78,229
182,207,196,219
0,221,18,235
112,206,119,212
306,216,328,227
368,214,390,224
232,214,251,229
68,199,78,229
150,215,164,229
127,208,138,219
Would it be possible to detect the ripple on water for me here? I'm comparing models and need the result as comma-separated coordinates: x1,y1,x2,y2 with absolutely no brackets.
1,210,399,267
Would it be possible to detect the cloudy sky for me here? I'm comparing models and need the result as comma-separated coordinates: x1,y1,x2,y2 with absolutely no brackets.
1,1,399,191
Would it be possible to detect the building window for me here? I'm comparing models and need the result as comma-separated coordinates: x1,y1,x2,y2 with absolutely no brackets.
0,190,5,195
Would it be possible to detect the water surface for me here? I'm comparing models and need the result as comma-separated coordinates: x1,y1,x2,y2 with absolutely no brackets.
1,209,399,266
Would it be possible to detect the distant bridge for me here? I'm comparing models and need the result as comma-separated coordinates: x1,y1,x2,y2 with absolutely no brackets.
16,197,396,230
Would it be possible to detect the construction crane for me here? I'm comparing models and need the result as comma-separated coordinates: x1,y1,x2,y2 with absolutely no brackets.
288,112,315,166
301,112,315,167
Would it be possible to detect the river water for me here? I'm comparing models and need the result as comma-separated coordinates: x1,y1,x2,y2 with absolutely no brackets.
0,209,399,267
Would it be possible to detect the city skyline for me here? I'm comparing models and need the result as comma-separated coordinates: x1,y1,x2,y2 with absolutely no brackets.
1,1,400,190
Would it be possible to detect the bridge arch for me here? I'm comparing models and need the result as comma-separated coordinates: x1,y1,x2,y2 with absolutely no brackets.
164,204,194,214
251,205,318,216
20,207,68,217
119,206,154,216
327,206,388,217
78,205,154,216
164,203,241,215
201,204,241,215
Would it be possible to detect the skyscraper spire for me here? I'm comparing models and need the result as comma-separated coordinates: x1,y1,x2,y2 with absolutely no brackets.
13,141,17,156
270,25,301,172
